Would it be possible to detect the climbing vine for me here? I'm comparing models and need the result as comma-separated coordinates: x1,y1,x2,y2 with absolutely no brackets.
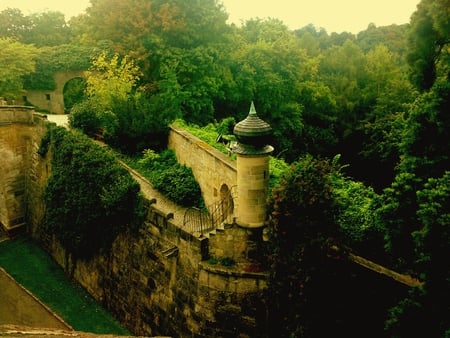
39,125,146,260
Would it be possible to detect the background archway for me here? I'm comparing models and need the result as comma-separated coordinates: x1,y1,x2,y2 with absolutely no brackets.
63,77,86,113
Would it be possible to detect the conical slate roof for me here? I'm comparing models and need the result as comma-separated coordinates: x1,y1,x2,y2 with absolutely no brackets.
233,102,272,147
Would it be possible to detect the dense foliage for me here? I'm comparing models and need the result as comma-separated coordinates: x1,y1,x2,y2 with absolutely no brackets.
39,126,146,260
132,149,204,208
0,37,37,99
265,155,363,337
22,44,93,91
1,0,449,336
69,52,173,153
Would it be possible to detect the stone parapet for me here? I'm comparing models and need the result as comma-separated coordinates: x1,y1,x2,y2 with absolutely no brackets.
0,106,34,124
168,125,237,211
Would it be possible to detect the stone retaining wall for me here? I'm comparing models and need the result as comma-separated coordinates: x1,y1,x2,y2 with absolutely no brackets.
0,108,47,234
37,201,268,337
14,119,270,337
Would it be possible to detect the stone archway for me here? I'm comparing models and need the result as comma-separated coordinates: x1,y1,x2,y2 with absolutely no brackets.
63,77,87,112
23,70,86,114
219,184,234,218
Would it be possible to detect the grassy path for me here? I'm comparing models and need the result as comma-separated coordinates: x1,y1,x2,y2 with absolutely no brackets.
0,236,131,335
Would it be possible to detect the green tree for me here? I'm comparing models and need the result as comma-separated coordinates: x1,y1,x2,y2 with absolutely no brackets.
0,8,31,40
24,11,72,46
377,70,449,337
385,172,450,337
228,19,326,161
83,51,174,152
377,77,449,262
356,23,409,56
74,0,161,55
319,40,366,135
0,8,72,46
159,45,226,125
86,52,141,109
153,0,230,48
356,45,417,189
398,76,450,179
73,0,230,58
407,0,450,91
266,155,341,337
0,38,37,99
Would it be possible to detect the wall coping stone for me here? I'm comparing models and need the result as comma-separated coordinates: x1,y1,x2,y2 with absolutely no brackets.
170,124,236,173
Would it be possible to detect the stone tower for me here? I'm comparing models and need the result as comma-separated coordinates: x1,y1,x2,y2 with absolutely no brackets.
233,102,274,228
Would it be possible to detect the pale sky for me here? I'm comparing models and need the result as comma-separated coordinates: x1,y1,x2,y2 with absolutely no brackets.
0,0,421,34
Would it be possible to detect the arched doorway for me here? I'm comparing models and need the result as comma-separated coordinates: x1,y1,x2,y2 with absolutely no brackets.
63,77,86,113
219,184,234,218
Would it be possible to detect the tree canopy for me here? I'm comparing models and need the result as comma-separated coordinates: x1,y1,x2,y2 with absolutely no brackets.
1,0,449,335
0,37,37,99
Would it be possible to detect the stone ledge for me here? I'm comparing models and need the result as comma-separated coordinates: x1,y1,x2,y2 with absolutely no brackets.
198,261,268,279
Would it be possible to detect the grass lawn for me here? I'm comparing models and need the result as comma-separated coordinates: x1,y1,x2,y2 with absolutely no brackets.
0,236,131,335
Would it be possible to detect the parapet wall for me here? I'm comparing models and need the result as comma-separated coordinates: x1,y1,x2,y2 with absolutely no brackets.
0,105,35,124
168,125,237,210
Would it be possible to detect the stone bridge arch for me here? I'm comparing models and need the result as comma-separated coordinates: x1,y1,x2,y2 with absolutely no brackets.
24,70,86,114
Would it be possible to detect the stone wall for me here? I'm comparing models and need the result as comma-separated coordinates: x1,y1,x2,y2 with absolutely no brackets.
168,125,237,211
14,120,270,337
24,70,85,114
0,107,48,233
0,105,34,124
37,201,269,337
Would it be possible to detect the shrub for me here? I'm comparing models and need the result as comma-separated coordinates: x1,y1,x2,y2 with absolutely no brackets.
68,100,102,137
132,149,203,208
41,126,146,260
332,176,385,257
151,161,203,207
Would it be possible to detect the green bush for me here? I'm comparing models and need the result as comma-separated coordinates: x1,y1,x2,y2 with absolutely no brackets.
148,150,202,207
40,126,146,260
332,176,383,246
152,165,202,207
174,119,235,156
130,149,203,208
68,100,102,137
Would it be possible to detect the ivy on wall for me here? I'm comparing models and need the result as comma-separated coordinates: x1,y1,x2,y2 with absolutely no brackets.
39,125,146,260
23,45,93,90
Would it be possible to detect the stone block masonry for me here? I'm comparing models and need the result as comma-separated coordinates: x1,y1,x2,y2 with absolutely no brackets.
2,115,271,337
0,107,48,234
39,201,269,337
168,124,237,211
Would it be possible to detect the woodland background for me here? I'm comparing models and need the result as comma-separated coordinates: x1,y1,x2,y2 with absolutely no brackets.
1,0,449,337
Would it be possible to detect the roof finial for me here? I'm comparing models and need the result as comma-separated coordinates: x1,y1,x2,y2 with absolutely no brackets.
249,101,256,115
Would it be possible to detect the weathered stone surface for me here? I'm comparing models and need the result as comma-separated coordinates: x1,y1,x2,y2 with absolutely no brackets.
3,117,270,337
168,125,237,211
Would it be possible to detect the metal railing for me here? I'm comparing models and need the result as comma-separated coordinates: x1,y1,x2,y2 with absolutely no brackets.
183,186,236,237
